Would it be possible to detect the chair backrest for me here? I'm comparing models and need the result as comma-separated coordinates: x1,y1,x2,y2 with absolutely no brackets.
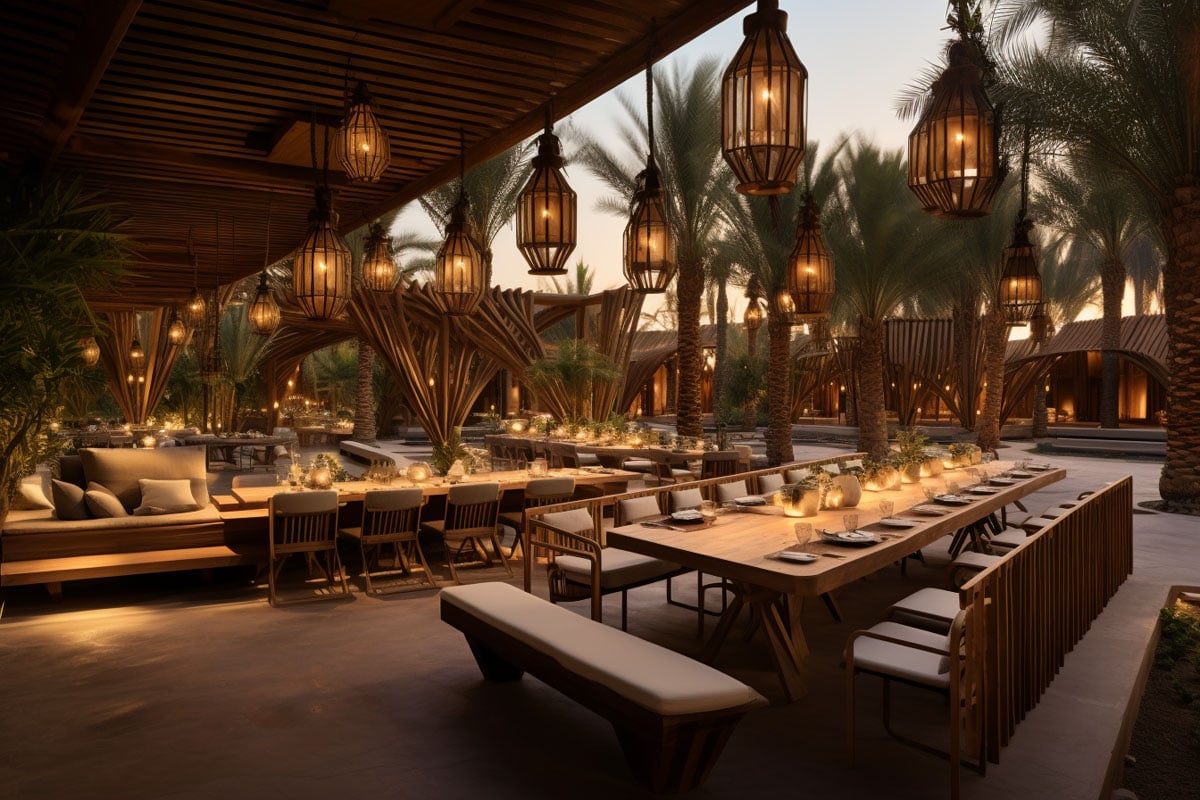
523,477,575,506
733,444,753,469
701,451,741,479
785,468,810,484
616,495,663,525
756,473,784,493
444,482,500,533
232,473,279,489
669,487,704,511
540,508,596,536
547,442,580,469
714,480,750,504
269,490,339,550
362,487,425,538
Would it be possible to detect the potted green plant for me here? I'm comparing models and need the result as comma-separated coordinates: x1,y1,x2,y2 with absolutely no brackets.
431,428,469,475
893,427,932,483
860,456,900,492
0,171,126,525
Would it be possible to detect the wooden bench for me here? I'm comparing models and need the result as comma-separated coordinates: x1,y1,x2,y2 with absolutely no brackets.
0,545,259,597
441,582,766,793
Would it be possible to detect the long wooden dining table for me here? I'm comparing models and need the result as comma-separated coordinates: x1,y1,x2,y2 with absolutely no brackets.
229,467,640,505
605,462,1066,702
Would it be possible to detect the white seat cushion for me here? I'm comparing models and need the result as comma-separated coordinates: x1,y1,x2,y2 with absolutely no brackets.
989,528,1029,549
848,621,951,687
917,535,958,566
556,548,679,590
620,458,654,473
441,582,763,715
617,495,662,524
890,587,960,631
1021,516,1058,532
952,551,1004,570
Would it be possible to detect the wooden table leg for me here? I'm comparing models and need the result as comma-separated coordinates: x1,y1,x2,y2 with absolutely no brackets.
701,591,745,663
743,585,808,701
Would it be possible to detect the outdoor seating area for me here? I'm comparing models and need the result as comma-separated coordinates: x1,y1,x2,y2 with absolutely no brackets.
2,0,1199,798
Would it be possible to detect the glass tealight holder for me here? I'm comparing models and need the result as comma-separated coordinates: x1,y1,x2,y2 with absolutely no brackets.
842,513,859,532
793,522,814,546
879,500,894,518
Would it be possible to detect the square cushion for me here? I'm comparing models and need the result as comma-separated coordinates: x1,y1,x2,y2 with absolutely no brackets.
134,478,200,516
85,481,129,518
51,479,91,520
79,446,208,512
12,479,53,511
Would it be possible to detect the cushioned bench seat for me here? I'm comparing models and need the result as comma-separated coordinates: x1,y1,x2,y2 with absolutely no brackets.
3,505,220,535
441,581,765,792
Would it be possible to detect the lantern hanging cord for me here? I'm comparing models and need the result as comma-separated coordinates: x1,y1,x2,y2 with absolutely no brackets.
1019,124,1031,221
263,199,272,269
458,127,466,205
646,20,656,166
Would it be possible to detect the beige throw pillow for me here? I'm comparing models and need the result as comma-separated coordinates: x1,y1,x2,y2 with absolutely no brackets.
12,479,53,511
51,479,91,520
85,482,130,518
134,478,200,516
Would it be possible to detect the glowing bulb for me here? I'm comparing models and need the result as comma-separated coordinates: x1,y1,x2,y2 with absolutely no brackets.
318,259,327,272
360,143,370,152
541,208,551,219
955,132,965,142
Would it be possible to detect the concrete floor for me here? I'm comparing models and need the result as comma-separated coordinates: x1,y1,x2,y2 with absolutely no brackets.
0,445,1193,799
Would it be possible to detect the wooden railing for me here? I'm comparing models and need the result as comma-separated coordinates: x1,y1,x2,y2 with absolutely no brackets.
959,476,1134,763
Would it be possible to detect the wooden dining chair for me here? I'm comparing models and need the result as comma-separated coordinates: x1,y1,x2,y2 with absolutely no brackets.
498,476,575,559
338,488,433,594
650,450,693,485
420,482,509,584
267,490,350,606
700,451,741,479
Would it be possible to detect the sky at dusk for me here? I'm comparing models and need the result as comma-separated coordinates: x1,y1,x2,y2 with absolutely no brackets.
393,1,958,319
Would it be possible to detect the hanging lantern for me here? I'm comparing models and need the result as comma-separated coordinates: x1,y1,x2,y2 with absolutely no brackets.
623,57,675,293
362,221,398,291
787,193,834,317
435,133,487,315
772,286,796,324
80,337,100,367
721,0,808,195
199,295,224,383
294,185,352,320
743,299,764,331
167,310,187,346
248,272,281,335
337,81,390,183
999,216,1042,324
809,316,832,347
186,282,206,326
907,40,1002,217
1029,303,1050,346
516,107,577,276
129,335,145,372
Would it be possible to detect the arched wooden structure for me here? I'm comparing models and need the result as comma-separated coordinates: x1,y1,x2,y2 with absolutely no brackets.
96,309,186,425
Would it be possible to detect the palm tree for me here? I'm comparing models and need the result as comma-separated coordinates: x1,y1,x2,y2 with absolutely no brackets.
542,258,594,295
525,339,623,422
307,342,358,416
825,140,955,457
719,140,842,464
995,0,1200,510
577,57,727,439
1033,158,1155,427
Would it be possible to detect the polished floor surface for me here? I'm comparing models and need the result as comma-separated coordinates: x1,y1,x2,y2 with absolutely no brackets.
0,447,1192,799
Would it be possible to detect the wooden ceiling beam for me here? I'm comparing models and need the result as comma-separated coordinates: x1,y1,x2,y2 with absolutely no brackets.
348,0,748,229
64,134,409,189
39,0,143,165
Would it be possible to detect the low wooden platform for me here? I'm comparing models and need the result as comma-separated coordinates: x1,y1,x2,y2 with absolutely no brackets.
0,545,260,596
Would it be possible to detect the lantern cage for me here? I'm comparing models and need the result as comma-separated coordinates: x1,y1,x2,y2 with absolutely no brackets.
907,40,1002,218
80,336,100,367
999,216,1042,324
167,311,188,346
721,0,807,195
623,164,675,293
337,81,390,183
248,271,281,335
294,185,352,320
517,117,578,276
435,195,487,315
362,221,399,292
743,299,764,331
787,193,834,318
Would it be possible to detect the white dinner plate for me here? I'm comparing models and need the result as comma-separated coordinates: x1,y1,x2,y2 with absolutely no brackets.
774,551,819,563
968,486,1000,495
878,517,918,528
734,496,767,506
1009,471,1033,478
821,530,881,546
935,494,973,505
911,504,950,516
989,478,1016,486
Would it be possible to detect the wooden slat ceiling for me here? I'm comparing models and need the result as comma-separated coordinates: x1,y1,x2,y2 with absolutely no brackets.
0,0,749,310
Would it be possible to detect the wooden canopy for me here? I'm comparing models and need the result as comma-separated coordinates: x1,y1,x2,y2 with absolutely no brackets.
0,0,748,311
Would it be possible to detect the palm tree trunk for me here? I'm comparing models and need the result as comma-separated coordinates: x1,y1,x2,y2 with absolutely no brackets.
1099,258,1125,428
975,308,1008,452
675,257,705,438
352,341,377,444
713,279,729,414
743,327,759,430
1032,368,1049,438
951,296,978,430
1159,182,1200,513
765,313,792,465
856,317,889,458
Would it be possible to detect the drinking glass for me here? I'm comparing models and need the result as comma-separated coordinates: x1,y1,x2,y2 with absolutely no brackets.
842,513,859,532
699,500,717,523
793,522,814,546
923,487,939,502
981,451,995,465
878,500,894,518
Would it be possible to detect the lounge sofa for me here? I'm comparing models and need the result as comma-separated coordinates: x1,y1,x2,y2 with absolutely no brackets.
1,446,259,597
